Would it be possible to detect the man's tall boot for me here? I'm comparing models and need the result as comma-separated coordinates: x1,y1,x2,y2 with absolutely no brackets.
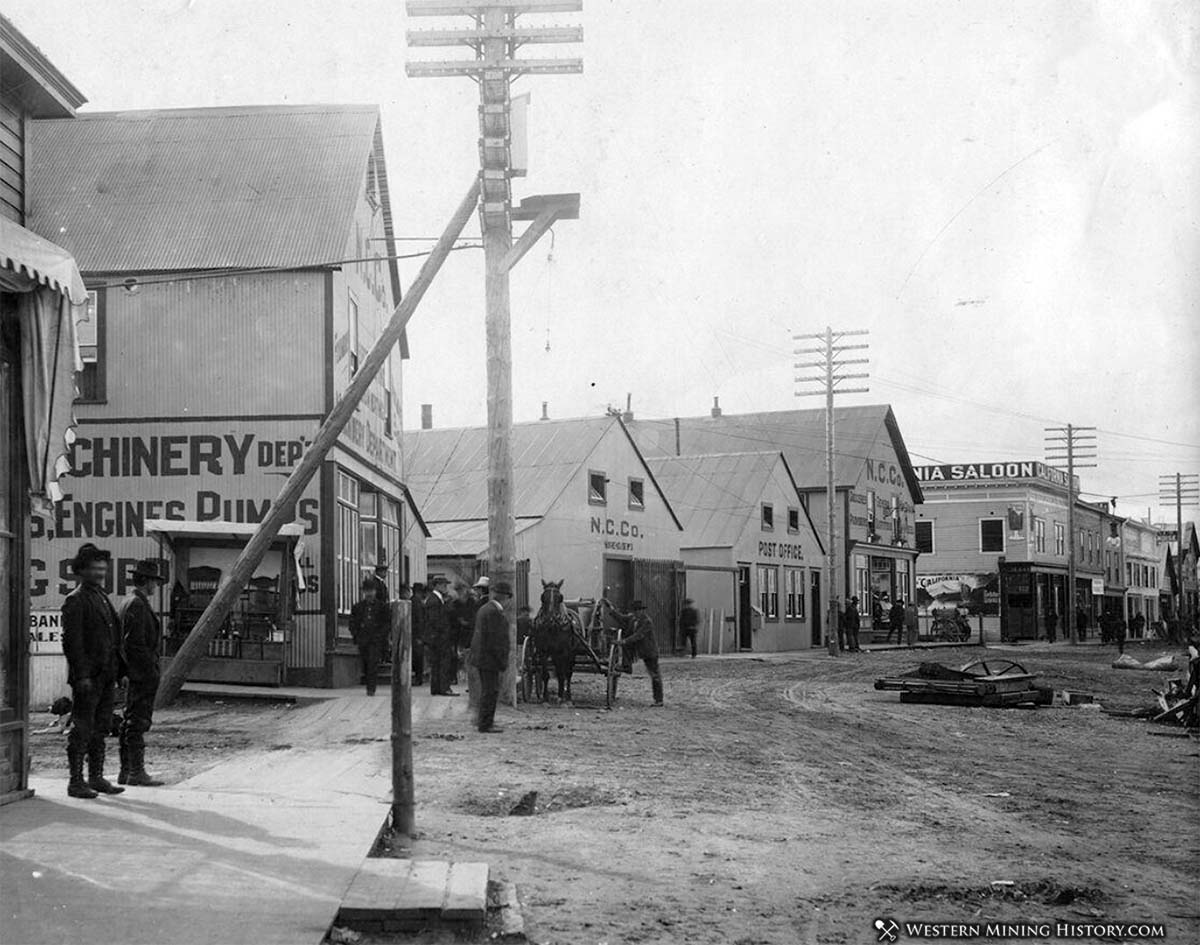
651,675,664,706
87,742,125,795
118,729,131,785
67,746,98,799
125,740,164,787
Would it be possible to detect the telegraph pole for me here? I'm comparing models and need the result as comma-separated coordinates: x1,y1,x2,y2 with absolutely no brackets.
794,328,869,656
1045,424,1097,644
1158,472,1198,624
406,1,582,705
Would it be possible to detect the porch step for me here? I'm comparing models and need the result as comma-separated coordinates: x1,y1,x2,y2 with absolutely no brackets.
337,859,489,932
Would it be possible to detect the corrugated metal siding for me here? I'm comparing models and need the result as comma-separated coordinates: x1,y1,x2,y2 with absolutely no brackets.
289,612,325,669
405,417,616,522
95,271,325,418
28,105,380,271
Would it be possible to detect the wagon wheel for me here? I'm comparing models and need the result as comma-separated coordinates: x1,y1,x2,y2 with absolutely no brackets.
605,643,621,710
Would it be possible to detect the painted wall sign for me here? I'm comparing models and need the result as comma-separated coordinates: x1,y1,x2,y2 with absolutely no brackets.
863,459,904,487
913,461,1071,488
30,611,63,654
758,540,805,562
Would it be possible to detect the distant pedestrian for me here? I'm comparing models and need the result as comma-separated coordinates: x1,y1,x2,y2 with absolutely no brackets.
469,581,513,733
904,600,919,647
61,543,125,798
1113,615,1127,655
1045,609,1058,643
886,598,905,643
118,558,169,787
425,577,458,696
349,577,390,696
834,598,846,651
1075,606,1089,641
679,597,699,658
608,600,664,706
843,596,862,652
410,583,427,685
872,595,885,631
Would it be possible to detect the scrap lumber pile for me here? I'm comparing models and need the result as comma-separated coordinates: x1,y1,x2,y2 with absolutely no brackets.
1150,646,1200,729
874,658,1053,708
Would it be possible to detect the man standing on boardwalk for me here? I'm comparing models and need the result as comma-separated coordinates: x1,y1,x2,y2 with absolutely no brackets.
350,577,391,696
61,543,125,798
470,581,512,733
118,559,169,786
425,576,458,696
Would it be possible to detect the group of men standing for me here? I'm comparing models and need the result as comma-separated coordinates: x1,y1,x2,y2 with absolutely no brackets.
61,543,167,799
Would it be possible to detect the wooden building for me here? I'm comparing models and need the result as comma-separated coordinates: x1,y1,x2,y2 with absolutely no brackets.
0,14,87,803
26,104,426,691
647,452,824,652
629,405,924,637
404,416,686,654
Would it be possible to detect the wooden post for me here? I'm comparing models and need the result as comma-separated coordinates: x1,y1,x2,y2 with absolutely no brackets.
155,179,481,708
391,600,414,837
718,609,724,655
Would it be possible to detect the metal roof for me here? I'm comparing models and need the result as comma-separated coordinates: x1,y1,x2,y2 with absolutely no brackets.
627,405,925,503
404,415,681,527
427,519,538,558
29,105,384,272
647,451,788,549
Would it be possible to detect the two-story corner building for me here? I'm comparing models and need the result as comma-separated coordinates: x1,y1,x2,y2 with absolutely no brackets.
646,452,825,653
1121,518,1162,634
628,404,924,632
0,13,88,804
404,415,685,654
912,461,1120,641
27,104,426,690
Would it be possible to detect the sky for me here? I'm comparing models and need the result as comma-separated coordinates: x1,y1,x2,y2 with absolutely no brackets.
11,0,1199,524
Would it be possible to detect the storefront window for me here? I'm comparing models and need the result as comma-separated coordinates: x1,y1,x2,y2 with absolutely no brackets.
758,566,778,620
855,554,870,606
784,568,804,619
896,558,911,602
1054,522,1065,556
335,471,360,614
1034,518,1045,553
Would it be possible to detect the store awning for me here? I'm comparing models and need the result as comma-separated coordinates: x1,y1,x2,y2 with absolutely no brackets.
427,519,538,558
1,216,85,512
145,520,306,548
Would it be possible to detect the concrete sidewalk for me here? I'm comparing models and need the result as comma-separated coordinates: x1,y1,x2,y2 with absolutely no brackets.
1,692,470,945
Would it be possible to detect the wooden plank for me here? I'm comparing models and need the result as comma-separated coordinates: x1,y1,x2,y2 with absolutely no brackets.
441,862,488,920
0,161,21,195
0,100,20,133
0,134,21,170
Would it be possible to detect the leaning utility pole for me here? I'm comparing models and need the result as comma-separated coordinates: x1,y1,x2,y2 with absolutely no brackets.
156,182,481,707
1158,472,1198,623
1045,424,1097,644
406,0,582,706
794,328,869,656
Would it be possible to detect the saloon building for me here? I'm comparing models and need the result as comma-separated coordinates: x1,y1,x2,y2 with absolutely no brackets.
404,415,685,654
629,404,924,634
647,451,825,652
0,14,88,803
27,104,426,690
912,460,1124,640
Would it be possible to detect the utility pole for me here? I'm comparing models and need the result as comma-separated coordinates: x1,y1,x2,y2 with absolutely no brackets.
794,328,869,656
157,182,481,707
406,1,582,706
1158,472,1198,624
1045,424,1097,644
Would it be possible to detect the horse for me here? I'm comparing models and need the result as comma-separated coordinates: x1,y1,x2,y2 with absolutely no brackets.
532,579,579,702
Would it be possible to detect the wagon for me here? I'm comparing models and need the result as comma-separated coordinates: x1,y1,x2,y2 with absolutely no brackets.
873,658,1053,708
520,596,628,709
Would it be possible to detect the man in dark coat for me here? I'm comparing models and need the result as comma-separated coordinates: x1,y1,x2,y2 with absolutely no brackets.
886,598,905,643
118,558,169,786
679,597,699,658
368,554,390,602
407,583,426,685
61,543,125,798
843,596,862,652
469,581,513,733
349,578,391,696
425,576,457,696
608,600,663,706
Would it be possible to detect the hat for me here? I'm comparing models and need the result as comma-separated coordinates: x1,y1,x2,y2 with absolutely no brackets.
373,555,388,572
361,576,377,590
70,543,110,574
430,575,450,586
491,581,514,598
129,558,167,583
473,576,490,589
631,599,646,611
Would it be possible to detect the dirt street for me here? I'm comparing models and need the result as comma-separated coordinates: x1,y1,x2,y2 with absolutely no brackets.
28,646,1198,944
404,643,1198,944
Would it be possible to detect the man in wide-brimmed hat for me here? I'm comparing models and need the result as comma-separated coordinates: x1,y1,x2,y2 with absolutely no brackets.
605,599,664,707
369,551,390,603
425,576,458,696
61,543,125,798
469,580,513,733
118,558,169,786
350,575,391,696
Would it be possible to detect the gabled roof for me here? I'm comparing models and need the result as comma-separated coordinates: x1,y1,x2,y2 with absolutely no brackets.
29,104,389,274
627,405,925,503
404,415,681,528
647,451,822,551
0,14,86,117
